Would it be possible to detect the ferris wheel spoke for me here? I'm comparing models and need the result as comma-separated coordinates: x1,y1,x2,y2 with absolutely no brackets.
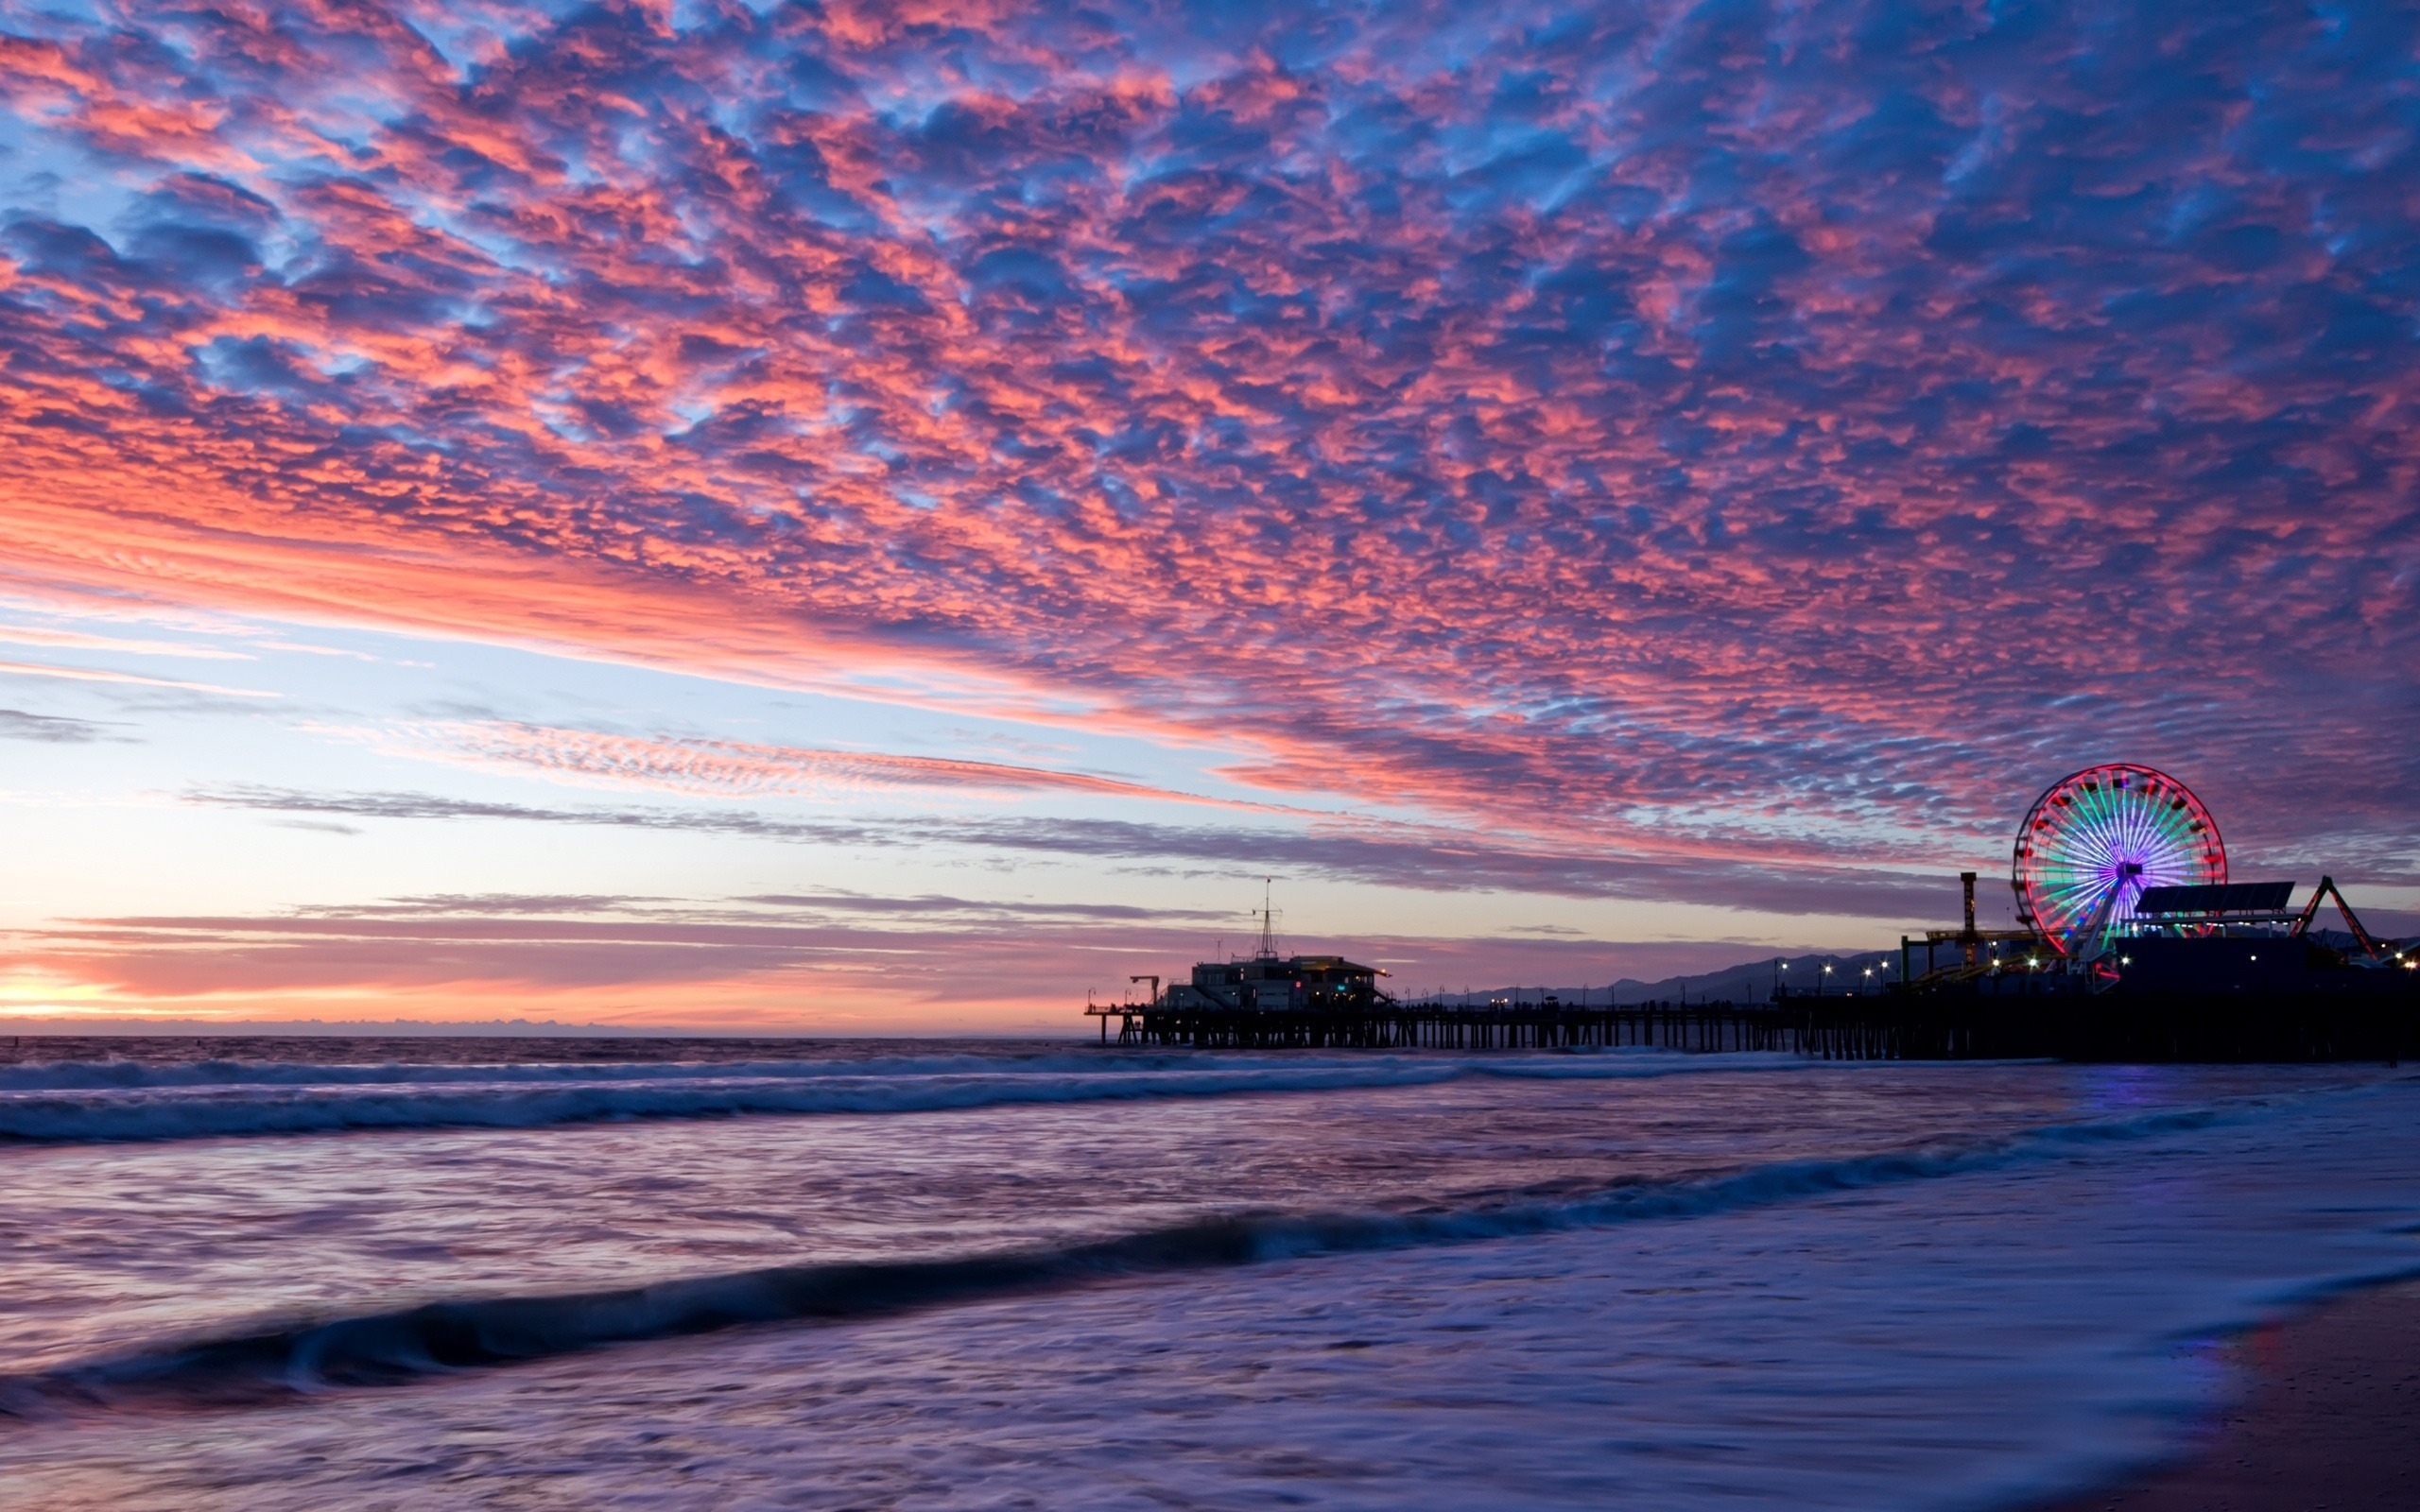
2088,785,2136,865
2068,787,2120,867
2013,764,2227,955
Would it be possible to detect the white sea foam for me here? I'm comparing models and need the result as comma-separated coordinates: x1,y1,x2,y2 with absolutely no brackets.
0,1050,1330,1091
0,1048,1810,1143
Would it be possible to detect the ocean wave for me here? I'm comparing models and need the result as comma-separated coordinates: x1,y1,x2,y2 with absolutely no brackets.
0,1050,1809,1144
0,1050,1360,1092
0,1094,2280,1414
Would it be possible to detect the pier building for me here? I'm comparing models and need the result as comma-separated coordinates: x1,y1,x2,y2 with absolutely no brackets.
1164,954,1390,1012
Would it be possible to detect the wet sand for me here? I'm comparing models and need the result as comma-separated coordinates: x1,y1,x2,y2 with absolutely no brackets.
2042,1276,2420,1512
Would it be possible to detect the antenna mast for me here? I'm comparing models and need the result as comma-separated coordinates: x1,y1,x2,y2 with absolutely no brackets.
1256,877,1278,959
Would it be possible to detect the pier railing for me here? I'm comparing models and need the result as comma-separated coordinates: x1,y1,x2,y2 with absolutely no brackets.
1083,991,2412,1062
1083,1001,1937,1057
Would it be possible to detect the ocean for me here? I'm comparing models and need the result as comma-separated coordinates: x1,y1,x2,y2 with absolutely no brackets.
1,1038,2415,1510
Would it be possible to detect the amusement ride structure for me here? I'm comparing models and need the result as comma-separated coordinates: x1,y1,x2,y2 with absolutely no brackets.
2012,763,2227,961
1088,762,2413,1058
1903,762,2405,988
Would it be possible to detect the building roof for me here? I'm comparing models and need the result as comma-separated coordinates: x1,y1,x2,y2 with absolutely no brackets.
2135,881,2295,916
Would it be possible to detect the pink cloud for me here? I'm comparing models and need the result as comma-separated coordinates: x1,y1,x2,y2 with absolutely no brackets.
0,660,278,697
1,895,1819,1030
0,0,2409,879
350,718,1313,812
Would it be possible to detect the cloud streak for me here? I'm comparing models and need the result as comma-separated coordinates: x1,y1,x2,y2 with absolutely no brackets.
341,718,1312,812
0,708,120,743
3,894,1830,1020
0,661,277,697
0,625,251,660
182,783,1965,920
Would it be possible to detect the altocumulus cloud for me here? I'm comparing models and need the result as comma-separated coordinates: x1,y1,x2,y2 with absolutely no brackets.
0,1,2412,871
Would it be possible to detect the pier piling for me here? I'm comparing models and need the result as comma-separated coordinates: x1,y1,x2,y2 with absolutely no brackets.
1081,992,2412,1061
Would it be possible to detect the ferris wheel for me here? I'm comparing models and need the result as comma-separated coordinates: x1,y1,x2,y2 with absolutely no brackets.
2012,765,2226,956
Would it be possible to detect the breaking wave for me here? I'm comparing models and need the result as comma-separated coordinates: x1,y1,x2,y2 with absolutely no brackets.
0,1097,2271,1413
0,1050,1811,1144
0,1050,1291,1092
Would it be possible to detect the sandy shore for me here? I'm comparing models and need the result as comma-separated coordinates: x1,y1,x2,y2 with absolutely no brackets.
2038,1276,2420,1511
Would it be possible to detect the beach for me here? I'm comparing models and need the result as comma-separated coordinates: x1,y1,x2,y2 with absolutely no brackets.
2041,1277,2420,1512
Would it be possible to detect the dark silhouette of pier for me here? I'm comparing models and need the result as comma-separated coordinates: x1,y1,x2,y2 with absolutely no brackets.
1085,991,2412,1062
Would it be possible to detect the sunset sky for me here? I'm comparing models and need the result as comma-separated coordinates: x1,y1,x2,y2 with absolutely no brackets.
2,0,2414,1030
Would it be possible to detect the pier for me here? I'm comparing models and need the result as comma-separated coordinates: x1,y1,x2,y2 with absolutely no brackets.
1090,861,2413,1063
1085,999,1961,1057
1085,991,2411,1062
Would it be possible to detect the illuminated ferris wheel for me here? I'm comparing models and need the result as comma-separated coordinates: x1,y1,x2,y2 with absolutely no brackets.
2012,765,2226,957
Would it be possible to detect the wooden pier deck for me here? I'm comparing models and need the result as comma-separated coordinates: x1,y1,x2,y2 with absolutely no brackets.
1085,1000,1958,1058
1084,990,2413,1062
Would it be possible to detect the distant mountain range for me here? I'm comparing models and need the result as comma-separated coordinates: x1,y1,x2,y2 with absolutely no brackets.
1407,949,1901,1007
1420,929,2410,1007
